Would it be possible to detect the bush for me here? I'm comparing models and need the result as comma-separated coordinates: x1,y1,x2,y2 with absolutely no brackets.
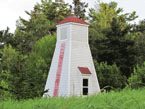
0,78,14,101
128,62,145,89
0,45,24,100
21,34,56,99
94,60,126,90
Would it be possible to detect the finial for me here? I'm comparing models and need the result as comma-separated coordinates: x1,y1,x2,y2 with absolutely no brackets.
69,5,75,17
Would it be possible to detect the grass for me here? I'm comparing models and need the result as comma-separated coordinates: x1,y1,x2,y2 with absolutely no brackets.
0,88,145,109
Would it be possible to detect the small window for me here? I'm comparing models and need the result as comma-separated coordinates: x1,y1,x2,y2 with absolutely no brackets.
83,79,88,95
83,79,88,86
60,27,67,40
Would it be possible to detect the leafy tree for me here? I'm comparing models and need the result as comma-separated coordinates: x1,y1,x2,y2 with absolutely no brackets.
0,77,13,101
128,62,145,89
94,60,126,89
72,0,88,20
0,45,25,99
21,34,56,99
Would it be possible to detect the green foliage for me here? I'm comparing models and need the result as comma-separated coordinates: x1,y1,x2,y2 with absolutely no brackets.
131,20,145,66
0,27,14,51
41,0,70,23
94,60,126,89
15,13,51,54
0,45,24,99
14,0,70,54
89,2,121,31
89,1,137,31
1,45,20,71
21,34,56,99
72,0,88,20
0,79,13,101
89,2,138,79
33,33,56,63
89,2,138,75
128,62,145,89
0,89,145,109
92,18,138,78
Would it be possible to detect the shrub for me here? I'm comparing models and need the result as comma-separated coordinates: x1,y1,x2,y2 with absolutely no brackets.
94,60,126,90
128,62,145,89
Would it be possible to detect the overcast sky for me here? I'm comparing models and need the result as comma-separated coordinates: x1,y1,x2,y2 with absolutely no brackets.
0,0,145,33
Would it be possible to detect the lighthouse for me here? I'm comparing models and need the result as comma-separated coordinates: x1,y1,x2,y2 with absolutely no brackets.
43,16,100,97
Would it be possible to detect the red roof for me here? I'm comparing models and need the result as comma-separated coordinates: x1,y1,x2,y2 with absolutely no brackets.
78,67,91,74
57,16,88,25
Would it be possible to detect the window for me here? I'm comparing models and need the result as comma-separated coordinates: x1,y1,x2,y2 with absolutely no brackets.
60,27,67,40
83,79,88,95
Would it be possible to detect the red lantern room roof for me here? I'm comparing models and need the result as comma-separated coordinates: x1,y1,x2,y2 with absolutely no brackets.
57,16,88,25
78,67,91,74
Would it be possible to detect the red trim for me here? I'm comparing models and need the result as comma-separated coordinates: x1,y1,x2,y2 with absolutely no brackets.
53,43,66,97
57,16,88,25
78,67,91,74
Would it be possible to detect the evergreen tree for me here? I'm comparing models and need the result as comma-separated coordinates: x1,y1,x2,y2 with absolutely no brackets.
89,1,138,37
89,2,138,78
0,45,25,99
14,0,70,54
96,18,138,78
0,27,14,50
72,0,88,20
21,34,56,99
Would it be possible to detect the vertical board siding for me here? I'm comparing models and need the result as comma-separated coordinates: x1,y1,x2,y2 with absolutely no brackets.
53,43,66,96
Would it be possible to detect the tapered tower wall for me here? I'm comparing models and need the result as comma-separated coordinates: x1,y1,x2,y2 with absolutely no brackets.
69,23,100,96
44,24,71,97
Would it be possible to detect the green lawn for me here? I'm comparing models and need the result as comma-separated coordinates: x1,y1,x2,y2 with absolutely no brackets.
0,88,145,109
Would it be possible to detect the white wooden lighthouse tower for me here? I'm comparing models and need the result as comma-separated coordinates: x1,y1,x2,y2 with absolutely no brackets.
43,16,100,97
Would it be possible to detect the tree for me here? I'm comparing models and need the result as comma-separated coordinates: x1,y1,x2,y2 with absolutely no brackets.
89,2,130,61
128,62,145,89
94,60,126,89
89,1,138,40
131,20,145,66
14,0,70,54
15,13,51,54
134,33,145,66
41,0,70,25
88,2,138,78
0,27,14,50
72,0,88,20
21,34,56,99
0,45,25,99
96,18,138,78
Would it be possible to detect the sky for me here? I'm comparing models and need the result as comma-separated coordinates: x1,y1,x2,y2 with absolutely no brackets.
0,0,145,33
